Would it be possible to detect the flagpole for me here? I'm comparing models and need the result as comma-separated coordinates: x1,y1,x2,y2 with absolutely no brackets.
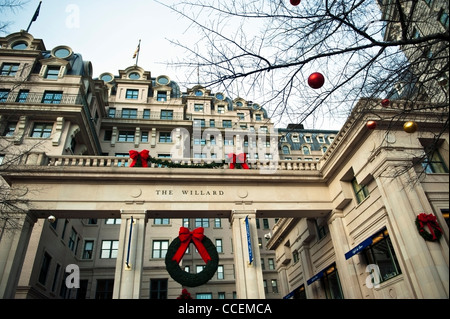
135,39,141,66
26,1,42,32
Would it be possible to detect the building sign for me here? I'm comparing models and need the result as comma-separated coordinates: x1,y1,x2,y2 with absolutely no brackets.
245,216,253,264
344,237,373,260
306,270,324,285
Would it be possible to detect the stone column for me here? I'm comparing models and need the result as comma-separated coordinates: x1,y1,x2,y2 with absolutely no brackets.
327,209,363,298
376,167,448,298
230,210,265,299
112,210,147,299
0,212,36,298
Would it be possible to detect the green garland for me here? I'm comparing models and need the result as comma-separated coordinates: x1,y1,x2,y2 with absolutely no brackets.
165,236,219,287
148,156,225,169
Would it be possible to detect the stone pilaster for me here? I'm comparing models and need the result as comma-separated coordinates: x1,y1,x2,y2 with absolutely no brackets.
0,212,36,298
112,210,147,299
327,209,363,298
230,210,265,298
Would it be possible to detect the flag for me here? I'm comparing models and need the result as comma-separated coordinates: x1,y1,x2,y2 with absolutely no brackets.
31,1,42,22
133,41,140,59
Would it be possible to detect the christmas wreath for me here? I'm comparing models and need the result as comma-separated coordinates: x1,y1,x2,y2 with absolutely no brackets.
415,213,443,242
165,227,219,287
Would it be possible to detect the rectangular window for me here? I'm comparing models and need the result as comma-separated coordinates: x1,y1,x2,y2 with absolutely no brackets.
209,119,215,127
196,293,212,299
216,239,223,253
1,63,19,76
105,218,121,224
193,119,205,127
16,89,29,102
152,240,169,258
118,131,135,142
160,110,173,120
108,107,116,118
82,240,94,259
217,265,224,279
38,252,52,285
223,120,232,128
255,114,262,121
141,132,149,142
422,149,448,174
352,177,369,204
42,91,63,104
100,240,119,258
0,89,10,102
2,122,16,136
194,104,204,112
68,227,77,252
268,258,275,270
438,9,449,29
45,66,60,79
121,108,137,118
157,91,167,101
95,279,114,299
159,132,172,143
364,229,402,283
125,89,138,99
154,218,170,225
214,218,221,228
271,279,278,293
150,279,168,299
31,122,53,138
217,106,225,114
143,109,150,119
321,264,344,299
195,218,209,228
263,218,269,229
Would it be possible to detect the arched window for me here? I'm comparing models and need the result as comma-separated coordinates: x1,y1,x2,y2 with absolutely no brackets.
282,145,290,154
302,146,310,155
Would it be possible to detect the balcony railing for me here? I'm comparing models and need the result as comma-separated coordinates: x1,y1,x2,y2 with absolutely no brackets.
0,92,83,105
17,153,321,171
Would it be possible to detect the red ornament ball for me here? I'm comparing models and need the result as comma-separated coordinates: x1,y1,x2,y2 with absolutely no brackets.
381,99,390,107
308,72,325,89
366,120,377,130
290,0,301,5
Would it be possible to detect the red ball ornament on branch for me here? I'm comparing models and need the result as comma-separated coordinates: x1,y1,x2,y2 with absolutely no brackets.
308,72,325,89
381,99,390,107
290,0,301,6
366,120,377,130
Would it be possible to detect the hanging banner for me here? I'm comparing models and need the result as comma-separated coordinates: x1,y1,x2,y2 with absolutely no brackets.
126,216,133,268
245,216,253,264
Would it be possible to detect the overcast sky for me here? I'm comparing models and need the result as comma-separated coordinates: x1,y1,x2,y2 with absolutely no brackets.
2,0,195,80
2,0,349,130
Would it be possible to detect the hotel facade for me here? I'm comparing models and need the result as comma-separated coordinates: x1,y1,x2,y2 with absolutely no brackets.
0,17,448,300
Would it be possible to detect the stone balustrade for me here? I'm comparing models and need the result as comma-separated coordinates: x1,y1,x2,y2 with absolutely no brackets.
17,152,321,171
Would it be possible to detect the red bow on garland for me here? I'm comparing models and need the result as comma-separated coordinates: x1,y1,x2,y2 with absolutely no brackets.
172,227,212,264
129,150,150,167
417,213,442,241
227,153,249,169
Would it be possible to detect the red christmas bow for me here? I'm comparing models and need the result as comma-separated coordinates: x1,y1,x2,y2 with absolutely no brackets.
129,149,149,167
417,213,442,240
172,227,212,264
227,153,249,169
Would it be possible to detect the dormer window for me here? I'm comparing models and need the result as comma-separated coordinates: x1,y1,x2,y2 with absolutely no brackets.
45,66,60,79
125,89,138,99
157,91,167,101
